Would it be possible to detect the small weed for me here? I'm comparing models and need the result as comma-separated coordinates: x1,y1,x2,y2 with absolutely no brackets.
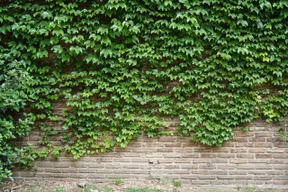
172,180,182,187
159,177,170,185
34,168,38,176
125,187,163,192
111,177,122,185
84,187,92,192
237,186,257,192
25,182,40,192
148,172,160,181
93,186,113,192
53,188,66,192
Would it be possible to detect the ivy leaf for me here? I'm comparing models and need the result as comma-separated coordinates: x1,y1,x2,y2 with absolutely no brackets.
100,49,113,58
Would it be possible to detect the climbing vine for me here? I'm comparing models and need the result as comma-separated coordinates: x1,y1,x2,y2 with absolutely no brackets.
1,0,288,181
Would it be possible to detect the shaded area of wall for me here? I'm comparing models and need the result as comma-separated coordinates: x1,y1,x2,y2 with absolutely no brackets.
13,118,288,189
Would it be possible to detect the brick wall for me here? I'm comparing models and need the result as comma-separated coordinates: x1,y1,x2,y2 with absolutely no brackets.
13,118,288,189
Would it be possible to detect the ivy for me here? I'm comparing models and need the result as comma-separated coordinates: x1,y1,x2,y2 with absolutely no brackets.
0,0,288,182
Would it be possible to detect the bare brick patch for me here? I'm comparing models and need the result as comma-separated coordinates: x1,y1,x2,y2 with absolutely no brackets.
12,118,288,189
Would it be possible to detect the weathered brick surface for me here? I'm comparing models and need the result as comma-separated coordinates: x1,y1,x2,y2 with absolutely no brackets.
13,118,288,189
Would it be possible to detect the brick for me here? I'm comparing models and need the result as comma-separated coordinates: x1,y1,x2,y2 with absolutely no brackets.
217,164,237,170
182,154,200,158
122,165,140,169
129,170,149,174
191,180,210,185
247,170,266,175
105,164,122,169
236,154,254,159
20,172,35,177
174,170,190,174
228,180,246,185
113,158,131,163
234,131,254,137
267,170,285,175
198,176,217,180
254,176,273,180
36,162,57,167
199,164,216,169
200,154,217,158
235,143,254,147
255,143,272,147
70,162,88,168
247,180,265,185
234,176,253,180
221,142,235,147
211,148,229,153
211,159,228,163
273,154,288,159
157,148,173,152
248,148,266,153
163,165,180,169
54,162,70,168
265,181,288,185
45,168,62,173
192,159,211,164
53,173,71,178
217,176,235,180
114,147,131,152
273,142,288,148
210,180,229,185
267,159,285,165
248,159,267,164
79,168,91,173
158,137,177,142
255,132,272,137
181,165,198,169
182,143,198,147
230,159,247,164
210,170,228,175
165,143,181,147
122,153,141,157
229,170,247,175
146,143,165,147
34,173,52,178
192,170,209,175
230,148,247,153
267,149,286,153
237,165,255,170
235,137,248,142
129,142,142,147
132,148,153,152
272,176,288,180
194,148,211,152
256,154,272,159
174,148,192,153
145,154,163,158
158,159,173,163
218,154,235,158
88,163,103,168
253,164,273,170
274,165,288,170
174,159,191,164
249,138,265,142
163,153,181,158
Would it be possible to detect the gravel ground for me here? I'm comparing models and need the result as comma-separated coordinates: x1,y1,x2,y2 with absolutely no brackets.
0,179,286,192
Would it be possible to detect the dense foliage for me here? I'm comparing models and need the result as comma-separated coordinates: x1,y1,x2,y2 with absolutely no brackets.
1,0,288,181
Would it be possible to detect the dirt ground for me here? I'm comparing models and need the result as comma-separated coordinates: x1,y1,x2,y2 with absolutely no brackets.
0,179,286,192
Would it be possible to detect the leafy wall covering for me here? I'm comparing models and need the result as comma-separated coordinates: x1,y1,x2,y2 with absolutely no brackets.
0,0,288,181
